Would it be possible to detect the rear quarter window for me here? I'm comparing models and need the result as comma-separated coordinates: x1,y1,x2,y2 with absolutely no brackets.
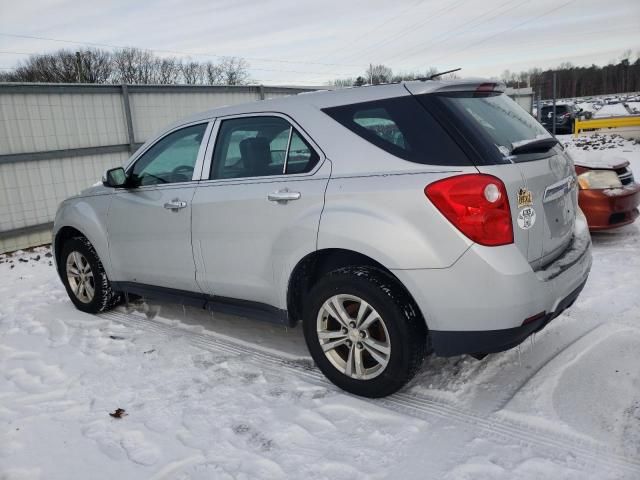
322,96,471,166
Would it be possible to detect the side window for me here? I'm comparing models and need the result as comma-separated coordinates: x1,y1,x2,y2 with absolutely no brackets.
285,130,318,174
353,107,406,149
131,123,207,186
210,116,319,179
323,96,470,166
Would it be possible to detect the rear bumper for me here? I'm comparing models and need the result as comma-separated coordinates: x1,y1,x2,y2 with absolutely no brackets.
392,212,592,357
429,278,587,356
579,183,640,231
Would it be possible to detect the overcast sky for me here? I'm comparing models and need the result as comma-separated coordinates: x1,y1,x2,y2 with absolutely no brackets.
1,0,639,85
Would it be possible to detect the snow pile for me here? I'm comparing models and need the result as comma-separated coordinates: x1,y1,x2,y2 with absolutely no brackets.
576,102,595,114
560,133,640,171
593,104,631,118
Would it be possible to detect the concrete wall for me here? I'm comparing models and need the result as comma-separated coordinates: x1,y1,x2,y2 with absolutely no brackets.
0,83,314,253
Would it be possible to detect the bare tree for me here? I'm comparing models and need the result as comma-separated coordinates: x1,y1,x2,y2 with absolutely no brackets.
353,76,366,86
332,77,355,87
204,61,224,85
180,60,204,84
113,48,140,83
11,50,78,83
157,58,179,84
113,48,158,84
219,57,250,85
79,49,113,83
501,52,640,98
366,64,393,85
2,46,252,86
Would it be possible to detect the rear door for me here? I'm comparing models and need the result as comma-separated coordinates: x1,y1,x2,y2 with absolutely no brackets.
412,87,576,267
191,114,330,308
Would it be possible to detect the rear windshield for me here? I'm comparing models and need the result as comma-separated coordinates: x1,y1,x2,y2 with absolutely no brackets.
322,96,471,166
419,92,554,164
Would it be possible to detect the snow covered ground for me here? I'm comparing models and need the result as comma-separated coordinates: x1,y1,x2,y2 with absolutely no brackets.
593,104,631,118
1,137,640,480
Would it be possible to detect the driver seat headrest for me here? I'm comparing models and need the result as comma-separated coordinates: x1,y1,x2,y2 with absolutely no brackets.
239,137,272,177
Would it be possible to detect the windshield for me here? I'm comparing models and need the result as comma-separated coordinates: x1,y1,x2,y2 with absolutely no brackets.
429,92,551,160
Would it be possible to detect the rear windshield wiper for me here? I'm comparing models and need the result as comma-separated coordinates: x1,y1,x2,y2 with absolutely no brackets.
510,137,559,155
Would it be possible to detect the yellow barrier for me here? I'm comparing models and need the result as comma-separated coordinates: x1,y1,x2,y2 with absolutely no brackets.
574,115,640,136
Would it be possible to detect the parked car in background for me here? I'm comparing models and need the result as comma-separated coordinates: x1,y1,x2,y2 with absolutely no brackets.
52,80,592,397
575,160,640,230
540,102,583,134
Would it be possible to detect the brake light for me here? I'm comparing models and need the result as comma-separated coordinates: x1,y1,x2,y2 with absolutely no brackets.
425,174,513,246
474,83,497,96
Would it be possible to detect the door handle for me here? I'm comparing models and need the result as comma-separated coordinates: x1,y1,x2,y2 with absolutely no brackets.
163,199,188,211
267,189,301,203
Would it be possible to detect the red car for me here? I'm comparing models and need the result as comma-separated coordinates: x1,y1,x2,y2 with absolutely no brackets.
575,159,640,230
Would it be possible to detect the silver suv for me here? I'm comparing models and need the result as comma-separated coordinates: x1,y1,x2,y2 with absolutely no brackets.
53,80,592,397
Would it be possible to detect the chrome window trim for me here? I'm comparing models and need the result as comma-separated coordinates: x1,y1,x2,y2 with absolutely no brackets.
113,181,201,194
198,111,325,183
200,119,222,181
283,126,293,175
192,121,215,181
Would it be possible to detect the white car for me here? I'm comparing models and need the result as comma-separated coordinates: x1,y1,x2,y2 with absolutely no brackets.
53,79,592,397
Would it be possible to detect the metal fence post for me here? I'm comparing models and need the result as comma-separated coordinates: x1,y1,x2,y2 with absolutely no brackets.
552,72,557,136
259,84,265,100
121,84,136,152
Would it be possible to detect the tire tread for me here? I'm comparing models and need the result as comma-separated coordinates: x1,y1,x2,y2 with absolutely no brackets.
304,265,428,397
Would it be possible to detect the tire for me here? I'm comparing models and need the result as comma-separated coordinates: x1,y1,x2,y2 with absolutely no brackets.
303,266,428,398
60,236,120,314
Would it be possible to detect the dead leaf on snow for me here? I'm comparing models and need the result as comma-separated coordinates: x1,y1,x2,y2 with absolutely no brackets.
109,408,127,419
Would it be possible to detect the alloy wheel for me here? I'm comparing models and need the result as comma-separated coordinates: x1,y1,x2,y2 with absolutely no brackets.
317,294,391,380
66,251,95,303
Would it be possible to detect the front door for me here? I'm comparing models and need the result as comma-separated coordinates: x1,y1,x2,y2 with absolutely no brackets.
191,115,329,308
107,122,210,292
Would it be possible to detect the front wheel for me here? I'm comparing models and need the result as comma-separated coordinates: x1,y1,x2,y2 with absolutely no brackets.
303,266,427,398
60,236,120,313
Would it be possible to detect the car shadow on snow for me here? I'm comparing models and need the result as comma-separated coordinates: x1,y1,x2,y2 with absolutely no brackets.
589,223,639,248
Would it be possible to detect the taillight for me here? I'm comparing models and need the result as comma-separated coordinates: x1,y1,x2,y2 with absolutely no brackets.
425,174,513,246
474,83,497,96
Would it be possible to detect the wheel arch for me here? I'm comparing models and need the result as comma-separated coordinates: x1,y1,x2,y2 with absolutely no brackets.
286,248,428,330
54,226,86,272
53,196,113,278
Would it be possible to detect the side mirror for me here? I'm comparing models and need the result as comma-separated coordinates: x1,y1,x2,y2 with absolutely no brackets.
103,167,128,188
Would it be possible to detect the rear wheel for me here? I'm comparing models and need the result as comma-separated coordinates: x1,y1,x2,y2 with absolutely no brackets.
60,237,120,313
303,266,427,397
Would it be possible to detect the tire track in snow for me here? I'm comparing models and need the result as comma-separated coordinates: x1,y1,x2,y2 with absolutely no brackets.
100,310,640,476
491,321,606,412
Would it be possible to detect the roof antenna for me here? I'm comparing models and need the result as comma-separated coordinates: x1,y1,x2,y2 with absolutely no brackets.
419,68,462,81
